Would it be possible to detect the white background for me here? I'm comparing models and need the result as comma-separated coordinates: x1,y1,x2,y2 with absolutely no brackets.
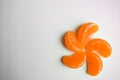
0,0,120,80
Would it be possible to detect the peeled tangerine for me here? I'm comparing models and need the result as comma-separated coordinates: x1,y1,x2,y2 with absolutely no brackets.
64,31,83,52
62,22,112,76
77,22,98,46
86,38,112,58
86,51,103,76
62,52,86,68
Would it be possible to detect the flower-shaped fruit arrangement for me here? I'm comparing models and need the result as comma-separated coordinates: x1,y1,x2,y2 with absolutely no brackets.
61,22,112,76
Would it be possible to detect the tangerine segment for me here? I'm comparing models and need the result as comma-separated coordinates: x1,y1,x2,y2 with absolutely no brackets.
86,51,103,76
86,38,112,58
64,31,83,52
62,52,86,68
77,22,98,46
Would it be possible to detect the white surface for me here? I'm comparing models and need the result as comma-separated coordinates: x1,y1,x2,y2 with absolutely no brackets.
0,0,120,80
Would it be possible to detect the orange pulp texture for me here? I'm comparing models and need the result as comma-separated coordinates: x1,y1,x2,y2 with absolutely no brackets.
77,22,98,46
86,51,103,76
86,38,112,58
62,22,112,76
62,52,86,68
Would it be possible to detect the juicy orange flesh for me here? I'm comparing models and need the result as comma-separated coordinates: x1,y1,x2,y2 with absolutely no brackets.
62,52,86,68
77,22,98,46
86,51,103,76
86,38,112,58
65,31,83,52
62,22,111,76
